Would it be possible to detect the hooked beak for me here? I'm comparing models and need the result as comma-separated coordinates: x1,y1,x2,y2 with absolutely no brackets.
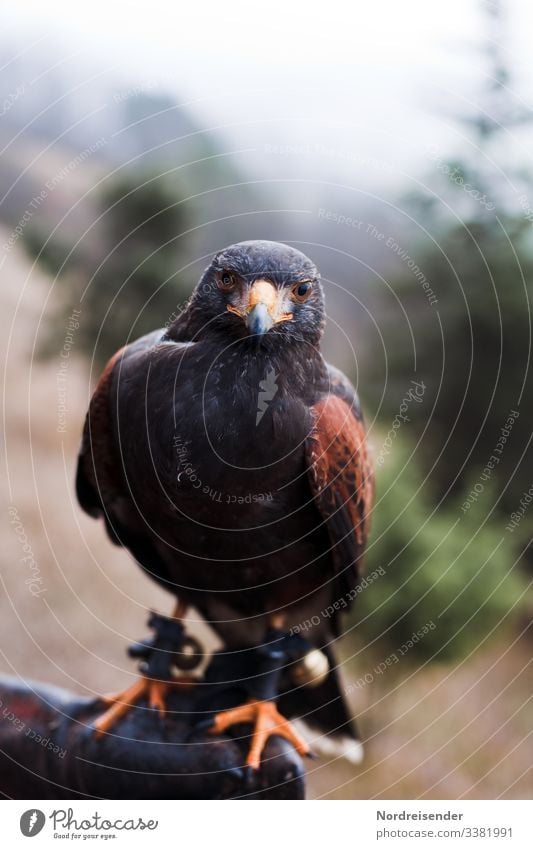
227,279,293,336
246,302,273,336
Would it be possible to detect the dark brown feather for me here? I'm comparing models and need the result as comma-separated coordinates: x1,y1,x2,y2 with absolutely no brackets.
76,346,126,521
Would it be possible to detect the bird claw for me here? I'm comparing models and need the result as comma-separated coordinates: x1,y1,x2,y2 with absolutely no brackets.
208,698,310,770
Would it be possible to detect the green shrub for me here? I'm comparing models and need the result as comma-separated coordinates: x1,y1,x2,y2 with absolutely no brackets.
353,439,529,661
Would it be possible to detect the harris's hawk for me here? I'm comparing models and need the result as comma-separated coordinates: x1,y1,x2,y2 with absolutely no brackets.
77,240,374,769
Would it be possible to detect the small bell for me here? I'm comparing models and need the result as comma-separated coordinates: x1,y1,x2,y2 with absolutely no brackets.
291,648,329,688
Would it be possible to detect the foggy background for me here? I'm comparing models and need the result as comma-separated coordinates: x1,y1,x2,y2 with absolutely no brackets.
0,0,531,799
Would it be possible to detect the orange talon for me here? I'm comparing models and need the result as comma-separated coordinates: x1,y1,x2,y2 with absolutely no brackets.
93,677,168,737
94,678,147,737
209,698,310,770
94,601,194,737
148,680,169,716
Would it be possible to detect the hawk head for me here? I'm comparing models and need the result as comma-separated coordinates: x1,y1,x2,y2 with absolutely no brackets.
178,240,325,347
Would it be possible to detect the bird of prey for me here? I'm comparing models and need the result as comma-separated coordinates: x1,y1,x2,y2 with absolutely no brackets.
77,240,374,769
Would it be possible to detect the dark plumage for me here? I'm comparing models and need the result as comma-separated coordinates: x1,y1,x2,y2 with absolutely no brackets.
77,240,374,765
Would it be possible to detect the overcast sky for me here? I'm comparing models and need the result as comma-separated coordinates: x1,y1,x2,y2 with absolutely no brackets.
3,0,533,187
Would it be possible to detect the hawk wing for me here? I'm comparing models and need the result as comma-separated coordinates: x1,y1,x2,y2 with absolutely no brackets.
305,364,374,610
75,329,165,545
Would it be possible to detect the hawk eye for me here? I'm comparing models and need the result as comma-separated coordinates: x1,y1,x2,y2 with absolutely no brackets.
292,281,312,302
218,271,236,291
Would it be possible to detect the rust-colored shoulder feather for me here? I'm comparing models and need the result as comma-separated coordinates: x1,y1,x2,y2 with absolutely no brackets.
305,390,374,604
